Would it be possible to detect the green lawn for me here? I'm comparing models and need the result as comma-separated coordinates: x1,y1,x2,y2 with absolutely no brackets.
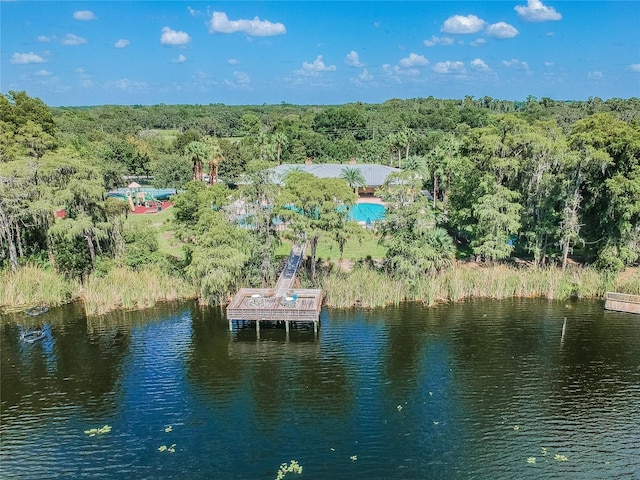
275,231,387,261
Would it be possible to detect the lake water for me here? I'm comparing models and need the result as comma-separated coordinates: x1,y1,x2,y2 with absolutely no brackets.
1,299,639,479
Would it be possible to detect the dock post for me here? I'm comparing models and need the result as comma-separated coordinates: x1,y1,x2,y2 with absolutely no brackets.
285,320,290,336
256,320,260,339
228,318,233,331
313,320,318,337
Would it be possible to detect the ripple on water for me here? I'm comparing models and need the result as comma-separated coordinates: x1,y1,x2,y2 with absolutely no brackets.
1,299,639,479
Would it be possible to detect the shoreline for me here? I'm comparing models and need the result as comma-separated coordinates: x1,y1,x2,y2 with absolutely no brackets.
1,263,638,316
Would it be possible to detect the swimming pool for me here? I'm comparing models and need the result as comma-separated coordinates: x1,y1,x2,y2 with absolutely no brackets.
108,187,179,200
350,202,386,223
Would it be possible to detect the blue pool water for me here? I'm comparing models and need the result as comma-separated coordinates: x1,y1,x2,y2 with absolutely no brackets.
350,203,386,222
108,188,179,200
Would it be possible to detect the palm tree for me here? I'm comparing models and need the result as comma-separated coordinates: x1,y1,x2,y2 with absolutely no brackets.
399,127,416,168
339,166,366,194
185,141,209,182
204,138,224,183
273,131,289,165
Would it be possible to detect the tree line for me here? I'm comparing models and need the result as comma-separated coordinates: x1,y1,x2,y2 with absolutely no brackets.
1,91,638,304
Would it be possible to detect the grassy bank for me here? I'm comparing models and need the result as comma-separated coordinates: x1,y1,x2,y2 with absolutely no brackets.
0,265,79,311
2,262,638,315
0,264,196,316
321,263,638,308
82,266,197,315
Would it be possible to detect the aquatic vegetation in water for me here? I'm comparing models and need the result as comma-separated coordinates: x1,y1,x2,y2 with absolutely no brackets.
527,457,536,464
541,447,547,455
513,425,520,431
164,426,173,433
396,405,403,411
433,421,440,426
158,444,176,453
350,455,358,461
554,454,568,462
275,460,303,479
84,425,112,436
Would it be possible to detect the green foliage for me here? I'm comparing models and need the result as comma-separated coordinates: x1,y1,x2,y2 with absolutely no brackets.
278,171,356,280
339,166,366,193
470,180,521,262
275,460,303,480
378,193,455,283
183,210,251,304
84,425,112,436
3,92,640,313
152,154,191,191
122,223,160,269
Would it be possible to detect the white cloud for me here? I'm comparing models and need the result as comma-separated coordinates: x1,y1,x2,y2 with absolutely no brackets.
187,7,202,17
228,58,240,66
470,38,486,47
160,27,191,46
359,69,373,81
486,22,519,39
515,0,562,22
61,33,87,46
629,64,640,73
10,52,45,64
382,64,419,79
114,39,130,48
345,50,364,67
75,67,93,88
37,35,52,43
423,35,454,47
233,71,250,84
173,54,187,63
34,69,52,76
470,58,490,71
105,78,148,93
73,10,97,21
295,55,336,76
207,11,286,37
433,61,466,74
588,71,603,80
441,15,486,34
502,59,530,70
544,61,554,67
399,53,428,68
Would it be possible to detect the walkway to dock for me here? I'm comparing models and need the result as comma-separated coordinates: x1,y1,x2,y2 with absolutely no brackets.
274,243,304,298
226,242,323,337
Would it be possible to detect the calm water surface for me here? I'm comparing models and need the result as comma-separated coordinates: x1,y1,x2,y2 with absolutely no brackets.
1,299,639,479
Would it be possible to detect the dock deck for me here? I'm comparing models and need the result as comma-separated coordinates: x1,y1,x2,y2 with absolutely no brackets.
604,292,640,314
226,243,323,335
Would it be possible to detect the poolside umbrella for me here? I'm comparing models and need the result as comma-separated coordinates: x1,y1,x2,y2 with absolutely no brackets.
127,181,142,189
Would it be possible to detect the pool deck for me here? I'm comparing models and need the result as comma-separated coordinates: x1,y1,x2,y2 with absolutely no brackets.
356,196,385,205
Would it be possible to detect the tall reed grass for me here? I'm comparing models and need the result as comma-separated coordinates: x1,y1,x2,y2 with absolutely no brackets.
0,265,79,310
321,263,616,309
82,265,196,316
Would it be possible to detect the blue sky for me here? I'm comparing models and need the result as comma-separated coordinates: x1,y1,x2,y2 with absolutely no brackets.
2,1,638,106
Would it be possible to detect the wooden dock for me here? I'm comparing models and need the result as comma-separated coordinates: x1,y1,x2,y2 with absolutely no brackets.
604,292,640,314
226,243,323,336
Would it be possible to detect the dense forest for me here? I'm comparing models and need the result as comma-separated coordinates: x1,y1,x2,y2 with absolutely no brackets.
1,91,639,307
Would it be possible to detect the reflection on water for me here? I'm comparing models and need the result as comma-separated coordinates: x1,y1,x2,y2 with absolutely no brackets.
1,299,639,479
